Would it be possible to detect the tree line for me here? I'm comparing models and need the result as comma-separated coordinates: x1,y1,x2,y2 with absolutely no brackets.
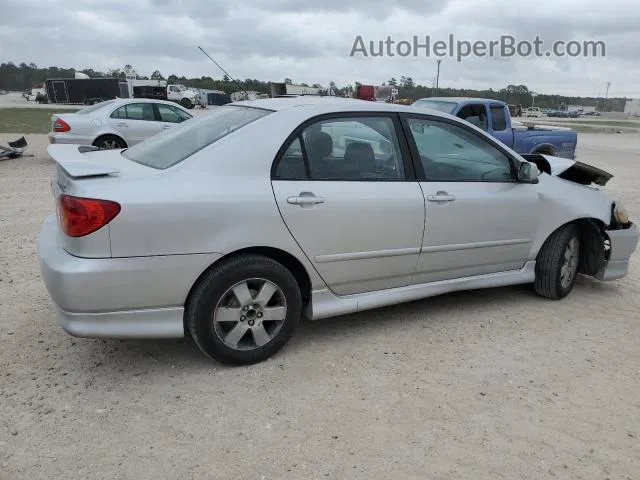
0,61,627,111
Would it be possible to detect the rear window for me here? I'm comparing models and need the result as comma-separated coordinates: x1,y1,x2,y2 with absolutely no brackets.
412,100,458,114
77,100,115,114
121,105,272,169
490,105,507,130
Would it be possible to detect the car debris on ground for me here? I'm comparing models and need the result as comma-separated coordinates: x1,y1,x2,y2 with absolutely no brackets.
0,136,33,160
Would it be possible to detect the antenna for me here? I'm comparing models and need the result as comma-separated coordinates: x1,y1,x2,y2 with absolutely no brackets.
197,46,248,97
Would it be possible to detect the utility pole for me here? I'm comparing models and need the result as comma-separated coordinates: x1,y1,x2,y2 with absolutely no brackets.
604,82,611,112
435,59,442,95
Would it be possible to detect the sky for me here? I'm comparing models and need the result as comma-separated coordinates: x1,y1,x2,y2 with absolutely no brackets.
1,0,639,97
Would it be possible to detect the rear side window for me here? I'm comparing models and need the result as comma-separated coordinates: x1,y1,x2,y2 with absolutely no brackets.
490,106,507,130
110,103,155,121
122,106,272,169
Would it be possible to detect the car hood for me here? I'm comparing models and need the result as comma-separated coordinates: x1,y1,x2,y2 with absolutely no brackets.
521,153,613,186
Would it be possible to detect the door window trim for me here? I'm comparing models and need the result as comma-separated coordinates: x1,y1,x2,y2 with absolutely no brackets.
398,112,520,183
271,112,417,182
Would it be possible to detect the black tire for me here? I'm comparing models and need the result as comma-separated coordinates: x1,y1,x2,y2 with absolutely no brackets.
186,254,302,365
534,223,581,299
180,98,193,109
93,135,127,150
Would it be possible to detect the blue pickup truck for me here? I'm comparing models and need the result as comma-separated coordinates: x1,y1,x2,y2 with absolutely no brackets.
412,97,577,159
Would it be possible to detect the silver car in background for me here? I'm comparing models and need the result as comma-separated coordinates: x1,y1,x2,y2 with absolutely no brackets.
38,97,638,366
48,98,193,149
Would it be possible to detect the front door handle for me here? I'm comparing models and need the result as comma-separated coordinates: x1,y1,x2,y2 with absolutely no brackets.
426,191,456,202
161,125,171,130
287,192,325,206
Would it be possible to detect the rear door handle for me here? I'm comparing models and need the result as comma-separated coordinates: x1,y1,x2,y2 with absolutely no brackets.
427,191,456,202
287,192,325,206
161,125,171,130
115,123,128,127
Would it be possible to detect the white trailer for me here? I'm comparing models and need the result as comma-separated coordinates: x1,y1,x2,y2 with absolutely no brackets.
624,99,640,115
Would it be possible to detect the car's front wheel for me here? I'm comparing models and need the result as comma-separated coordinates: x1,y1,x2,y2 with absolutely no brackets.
534,223,581,299
186,254,302,365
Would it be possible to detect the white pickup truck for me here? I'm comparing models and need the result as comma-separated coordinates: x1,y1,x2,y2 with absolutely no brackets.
133,84,200,109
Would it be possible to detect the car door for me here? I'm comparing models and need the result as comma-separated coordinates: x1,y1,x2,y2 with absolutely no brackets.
400,113,542,284
107,102,162,145
155,103,193,132
271,113,425,296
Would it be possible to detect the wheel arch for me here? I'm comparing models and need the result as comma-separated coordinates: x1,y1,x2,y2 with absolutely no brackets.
537,217,608,277
183,246,313,332
529,143,556,156
92,133,128,148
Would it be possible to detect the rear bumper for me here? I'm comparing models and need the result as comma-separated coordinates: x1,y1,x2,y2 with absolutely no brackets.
48,132,95,145
596,223,640,281
56,306,185,339
37,214,223,339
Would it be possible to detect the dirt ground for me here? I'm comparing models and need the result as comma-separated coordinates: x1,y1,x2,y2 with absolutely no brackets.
1,132,639,480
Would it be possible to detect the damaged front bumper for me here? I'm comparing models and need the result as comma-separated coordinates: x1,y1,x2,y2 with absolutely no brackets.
595,223,640,281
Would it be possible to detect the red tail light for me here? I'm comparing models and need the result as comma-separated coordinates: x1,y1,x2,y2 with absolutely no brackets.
53,118,71,132
57,195,121,237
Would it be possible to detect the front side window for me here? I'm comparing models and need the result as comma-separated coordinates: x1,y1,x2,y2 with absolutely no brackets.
405,117,513,182
122,105,271,169
274,116,406,181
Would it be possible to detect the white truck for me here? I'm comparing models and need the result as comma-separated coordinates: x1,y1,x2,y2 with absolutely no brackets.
132,83,200,109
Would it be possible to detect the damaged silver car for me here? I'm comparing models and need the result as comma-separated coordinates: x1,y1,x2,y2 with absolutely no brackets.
38,97,639,365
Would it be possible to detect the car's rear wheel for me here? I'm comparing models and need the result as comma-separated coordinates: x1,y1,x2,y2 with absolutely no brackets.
534,223,581,299
186,254,302,365
93,135,126,150
180,98,193,109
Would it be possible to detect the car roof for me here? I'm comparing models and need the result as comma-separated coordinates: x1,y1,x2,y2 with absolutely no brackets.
415,97,507,106
108,98,182,107
230,96,434,114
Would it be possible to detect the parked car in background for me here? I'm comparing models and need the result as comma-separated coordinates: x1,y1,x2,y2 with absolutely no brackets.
523,107,543,117
48,98,193,149
411,97,578,158
547,109,580,118
38,96,637,365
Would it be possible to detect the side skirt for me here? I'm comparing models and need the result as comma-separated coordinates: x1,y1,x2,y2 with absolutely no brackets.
307,261,536,320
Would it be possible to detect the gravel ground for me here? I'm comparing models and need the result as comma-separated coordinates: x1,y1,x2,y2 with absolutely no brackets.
1,133,639,480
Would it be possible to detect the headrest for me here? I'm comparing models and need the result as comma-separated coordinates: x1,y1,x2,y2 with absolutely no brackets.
307,131,333,158
345,142,375,169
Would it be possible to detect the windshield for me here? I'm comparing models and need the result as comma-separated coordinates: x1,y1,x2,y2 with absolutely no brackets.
412,99,459,114
122,105,272,169
76,100,115,114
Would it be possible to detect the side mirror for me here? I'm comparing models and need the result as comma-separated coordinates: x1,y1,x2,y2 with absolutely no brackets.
517,161,539,184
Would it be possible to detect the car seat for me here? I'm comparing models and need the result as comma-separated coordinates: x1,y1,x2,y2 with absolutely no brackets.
344,142,376,178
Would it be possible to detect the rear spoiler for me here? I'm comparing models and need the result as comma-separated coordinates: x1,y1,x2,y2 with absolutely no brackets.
47,144,120,179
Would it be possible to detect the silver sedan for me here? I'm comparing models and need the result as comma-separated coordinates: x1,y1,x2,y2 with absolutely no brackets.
38,97,639,365
47,98,193,149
